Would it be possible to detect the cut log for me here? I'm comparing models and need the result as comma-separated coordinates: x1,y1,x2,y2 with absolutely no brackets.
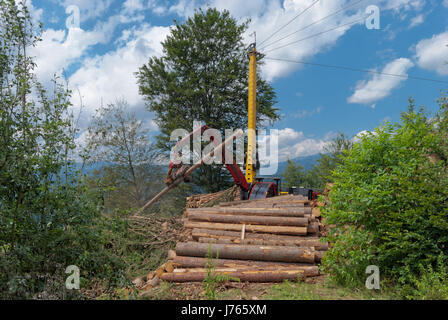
165,261,175,273
167,250,177,260
315,251,325,262
312,207,321,217
188,212,309,227
197,236,328,250
307,222,319,234
184,221,308,236
187,207,311,217
172,256,312,269
175,242,315,263
218,196,310,207
160,268,318,282
191,228,318,242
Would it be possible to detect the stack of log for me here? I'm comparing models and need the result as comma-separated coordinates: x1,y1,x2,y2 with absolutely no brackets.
184,185,242,211
159,194,328,283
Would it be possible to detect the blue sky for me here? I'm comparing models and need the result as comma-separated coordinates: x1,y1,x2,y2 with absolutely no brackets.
27,0,448,162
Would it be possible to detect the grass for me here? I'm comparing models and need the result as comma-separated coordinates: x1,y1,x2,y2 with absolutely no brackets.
262,277,400,300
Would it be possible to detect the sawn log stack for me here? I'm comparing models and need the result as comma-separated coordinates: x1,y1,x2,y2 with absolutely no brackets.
155,194,328,284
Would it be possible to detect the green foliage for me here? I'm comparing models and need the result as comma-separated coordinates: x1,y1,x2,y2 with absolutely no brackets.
281,159,305,188
137,7,279,193
203,246,239,300
304,133,353,189
0,0,126,299
321,100,448,287
402,255,448,300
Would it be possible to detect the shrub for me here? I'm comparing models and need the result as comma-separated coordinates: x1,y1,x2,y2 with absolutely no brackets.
321,101,448,286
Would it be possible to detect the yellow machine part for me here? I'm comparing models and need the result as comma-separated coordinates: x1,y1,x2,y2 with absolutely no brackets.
245,47,257,184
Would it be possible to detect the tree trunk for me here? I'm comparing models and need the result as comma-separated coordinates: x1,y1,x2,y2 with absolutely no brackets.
172,255,316,269
191,228,317,242
197,236,328,250
184,221,308,235
175,242,315,263
188,207,311,216
160,268,318,282
188,212,309,226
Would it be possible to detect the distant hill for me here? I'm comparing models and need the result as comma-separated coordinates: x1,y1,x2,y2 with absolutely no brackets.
275,154,323,176
74,154,323,180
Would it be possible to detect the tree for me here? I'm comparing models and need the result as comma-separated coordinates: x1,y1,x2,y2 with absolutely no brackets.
304,133,353,188
0,0,125,298
281,159,305,188
85,100,160,209
321,100,448,286
136,8,279,193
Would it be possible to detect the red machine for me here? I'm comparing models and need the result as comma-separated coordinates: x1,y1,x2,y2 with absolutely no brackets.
166,124,277,200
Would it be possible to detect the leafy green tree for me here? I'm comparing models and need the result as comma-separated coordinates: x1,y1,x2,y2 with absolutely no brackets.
0,0,125,298
137,8,279,193
304,133,353,188
321,101,448,287
281,159,305,188
84,100,160,209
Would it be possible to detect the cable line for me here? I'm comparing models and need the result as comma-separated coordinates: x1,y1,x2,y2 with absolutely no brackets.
263,14,368,54
264,57,448,84
258,0,320,47
261,0,366,51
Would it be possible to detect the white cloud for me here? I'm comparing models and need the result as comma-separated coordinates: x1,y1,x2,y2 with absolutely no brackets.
444,0,448,8
352,129,377,143
168,0,198,18
164,0,424,81
68,24,171,126
414,30,448,76
54,0,113,22
293,106,322,119
123,0,145,13
409,14,424,28
347,58,414,105
32,8,145,83
266,128,331,163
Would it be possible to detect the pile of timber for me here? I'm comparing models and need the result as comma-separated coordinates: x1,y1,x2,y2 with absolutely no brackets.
159,194,328,283
184,185,242,214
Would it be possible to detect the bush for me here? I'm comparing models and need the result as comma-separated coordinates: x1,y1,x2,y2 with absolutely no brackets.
403,255,448,300
321,100,448,286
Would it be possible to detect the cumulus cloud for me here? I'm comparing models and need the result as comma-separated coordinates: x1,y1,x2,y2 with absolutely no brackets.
347,58,414,105
32,9,145,84
53,0,113,22
293,106,322,119
259,128,331,164
408,13,424,28
68,24,170,126
176,0,423,81
414,30,448,76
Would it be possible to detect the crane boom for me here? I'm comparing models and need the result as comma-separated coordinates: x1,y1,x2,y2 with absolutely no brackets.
245,45,258,184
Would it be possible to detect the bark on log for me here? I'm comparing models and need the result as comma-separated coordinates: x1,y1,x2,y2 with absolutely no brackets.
315,251,325,262
191,228,318,242
160,268,318,282
218,196,310,207
172,256,314,269
184,221,308,235
175,242,315,263
307,222,319,234
197,236,328,250
188,212,309,227
187,207,311,217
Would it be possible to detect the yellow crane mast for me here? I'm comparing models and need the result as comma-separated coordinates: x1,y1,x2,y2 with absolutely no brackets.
245,44,258,184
